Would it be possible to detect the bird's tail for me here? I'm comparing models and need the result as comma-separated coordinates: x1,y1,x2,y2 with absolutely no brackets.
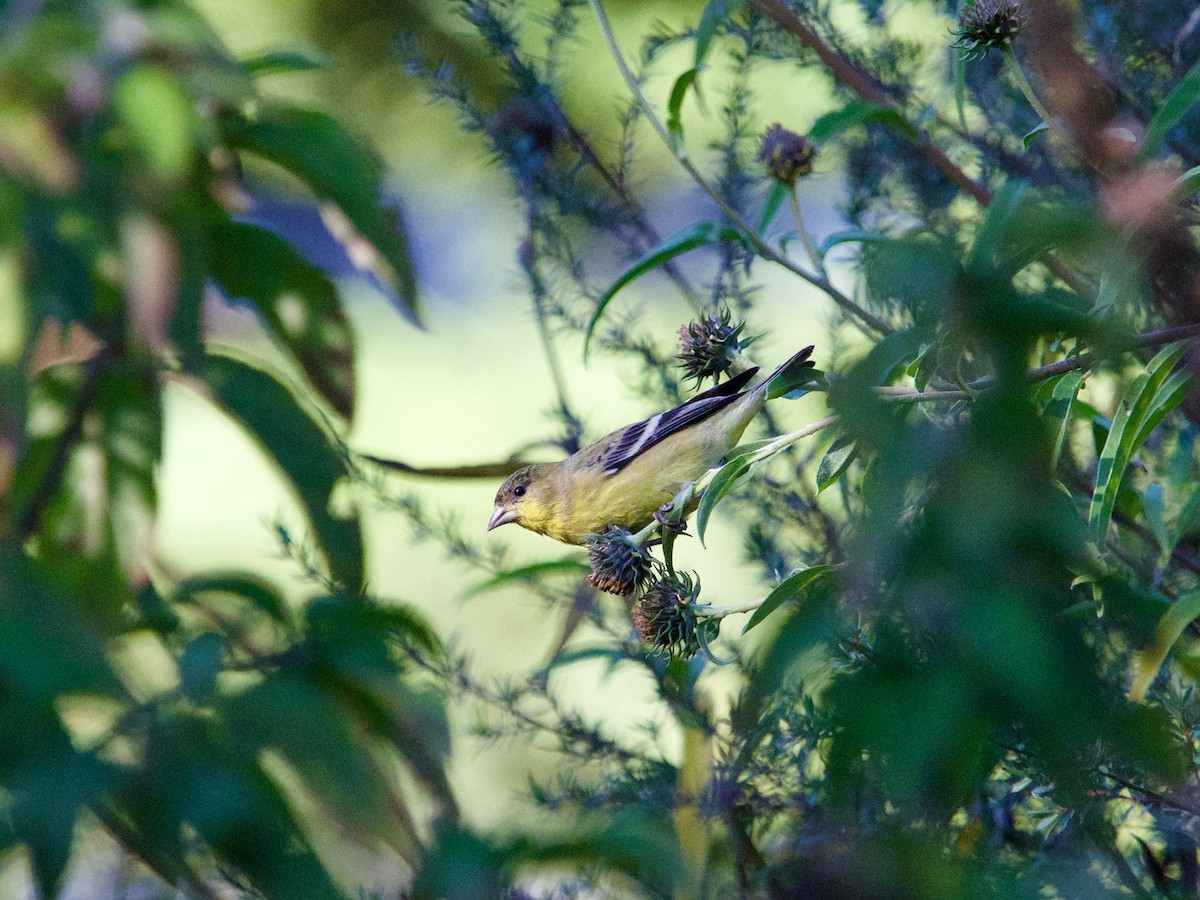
762,346,817,398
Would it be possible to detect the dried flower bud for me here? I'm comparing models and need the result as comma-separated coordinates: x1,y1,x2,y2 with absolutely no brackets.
757,124,815,185
633,572,702,657
585,527,657,596
952,0,1026,60
677,308,745,385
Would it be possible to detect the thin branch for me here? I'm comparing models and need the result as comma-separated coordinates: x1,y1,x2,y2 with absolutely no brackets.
9,350,109,541
747,0,1096,301
587,0,890,337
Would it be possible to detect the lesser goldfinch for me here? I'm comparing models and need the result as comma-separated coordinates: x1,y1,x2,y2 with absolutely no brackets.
487,347,815,544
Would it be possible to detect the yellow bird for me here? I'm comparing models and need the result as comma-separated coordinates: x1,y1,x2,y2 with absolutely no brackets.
487,347,815,544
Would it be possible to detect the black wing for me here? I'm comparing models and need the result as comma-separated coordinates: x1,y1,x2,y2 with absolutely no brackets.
600,366,759,475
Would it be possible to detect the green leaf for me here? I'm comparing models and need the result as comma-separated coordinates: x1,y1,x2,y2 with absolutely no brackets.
209,221,356,418
817,435,856,492
808,100,917,143
179,633,223,705
1089,343,1190,546
468,558,590,595
1174,164,1200,195
173,573,290,624
584,222,740,357
818,228,888,256
742,564,837,634
112,65,194,182
223,671,421,858
757,180,788,234
1129,589,1200,701
667,67,702,156
969,178,1029,275
695,455,751,545
1022,121,1051,149
220,104,420,324
1040,370,1084,469
543,645,627,674
203,354,364,592
240,45,330,77
694,0,747,67
1141,56,1200,159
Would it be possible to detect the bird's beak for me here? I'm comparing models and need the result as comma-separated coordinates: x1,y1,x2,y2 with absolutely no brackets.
488,506,519,531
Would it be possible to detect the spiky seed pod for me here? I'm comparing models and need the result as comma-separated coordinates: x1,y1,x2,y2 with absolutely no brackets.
585,527,657,596
677,308,745,385
952,0,1026,60
633,572,702,657
757,124,815,185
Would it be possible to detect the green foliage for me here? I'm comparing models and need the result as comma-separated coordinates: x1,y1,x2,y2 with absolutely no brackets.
10,0,1200,895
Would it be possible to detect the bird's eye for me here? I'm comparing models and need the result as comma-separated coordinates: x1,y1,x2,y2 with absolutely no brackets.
513,485,526,497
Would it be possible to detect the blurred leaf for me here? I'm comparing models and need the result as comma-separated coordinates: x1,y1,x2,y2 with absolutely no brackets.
224,670,421,859
817,435,856,493
969,178,1029,276
666,67,701,156
0,104,77,194
1089,344,1190,546
209,220,356,418
179,632,223,705
203,354,364,592
173,573,289,624
1129,589,1200,700
112,65,195,183
1141,55,1200,159
467,557,589,595
585,222,741,357
695,0,747,66
742,565,836,634
808,99,917,143
221,104,420,324
543,645,627,674
240,45,330,77
818,227,888,256
1175,164,1200,194
757,180,788,233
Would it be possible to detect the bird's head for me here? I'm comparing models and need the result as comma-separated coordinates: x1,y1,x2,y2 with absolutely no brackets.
488,464,554,534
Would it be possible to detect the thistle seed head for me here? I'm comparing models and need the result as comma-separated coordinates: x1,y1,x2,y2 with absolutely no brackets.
585,527,657,596
633,572,703,657
757,124,815,185
952,0,1026,60
677,308,745,385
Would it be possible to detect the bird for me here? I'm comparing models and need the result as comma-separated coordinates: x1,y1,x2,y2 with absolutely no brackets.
487,347,815,544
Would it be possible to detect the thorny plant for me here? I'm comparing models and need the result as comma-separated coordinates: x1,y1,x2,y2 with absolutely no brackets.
364,0,1200,895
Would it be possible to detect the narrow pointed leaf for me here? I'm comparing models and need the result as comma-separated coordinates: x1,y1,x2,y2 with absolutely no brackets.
210,221,356,418
585,222,737,357
468,558,590,595
695,455,751,544
816,435,856,492
221,104,420,323
695,0,747,66
1141,56,1200,159
203,354,364,592
742,565,836,634
1129,589,1200,700
1089,343,1190,546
